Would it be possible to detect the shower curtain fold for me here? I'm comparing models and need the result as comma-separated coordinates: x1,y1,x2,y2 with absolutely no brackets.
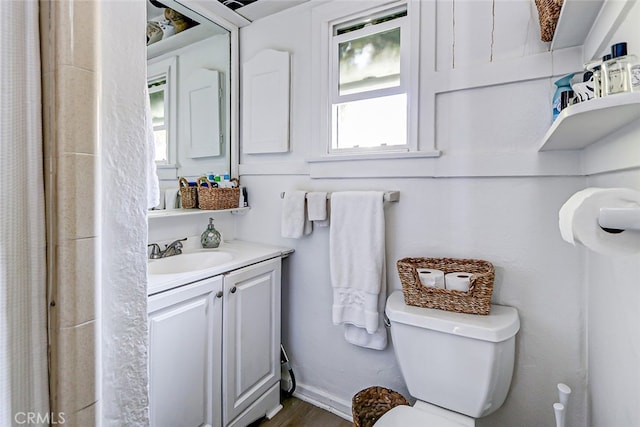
0,0,50,423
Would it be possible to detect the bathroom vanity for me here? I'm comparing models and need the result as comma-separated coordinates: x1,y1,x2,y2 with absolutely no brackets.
147,240,291,427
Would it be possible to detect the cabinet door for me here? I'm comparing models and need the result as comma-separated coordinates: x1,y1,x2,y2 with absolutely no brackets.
148,276,223,427
223,258,281,425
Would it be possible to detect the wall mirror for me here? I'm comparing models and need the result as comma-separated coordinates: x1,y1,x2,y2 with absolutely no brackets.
146,0,238,182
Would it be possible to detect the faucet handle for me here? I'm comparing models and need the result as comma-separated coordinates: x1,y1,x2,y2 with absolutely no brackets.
147,243,161,259
166,237,187,255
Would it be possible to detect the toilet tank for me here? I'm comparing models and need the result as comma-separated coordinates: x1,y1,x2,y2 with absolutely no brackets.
385,292,520,418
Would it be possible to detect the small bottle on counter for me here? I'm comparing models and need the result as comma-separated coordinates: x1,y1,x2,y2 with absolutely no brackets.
201,218,221,249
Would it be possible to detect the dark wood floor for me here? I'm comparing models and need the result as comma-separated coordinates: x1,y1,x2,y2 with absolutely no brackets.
250,397,353,427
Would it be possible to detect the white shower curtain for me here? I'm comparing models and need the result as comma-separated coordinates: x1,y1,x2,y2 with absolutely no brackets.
0,1,50,424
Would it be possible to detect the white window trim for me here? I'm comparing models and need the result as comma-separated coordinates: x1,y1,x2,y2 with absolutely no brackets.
310,0,423,160
147,56,178,168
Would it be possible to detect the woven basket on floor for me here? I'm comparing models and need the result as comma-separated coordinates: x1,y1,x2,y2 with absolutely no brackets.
396,257,495,315
352,386,409,427
196,176,240,210
534,0,564,42
178,177,197,209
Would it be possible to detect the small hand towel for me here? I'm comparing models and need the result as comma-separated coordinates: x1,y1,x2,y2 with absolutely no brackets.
281,191,312,238
307,192,327,220
144,86,160,209
315,198,330,228
330,191,387,350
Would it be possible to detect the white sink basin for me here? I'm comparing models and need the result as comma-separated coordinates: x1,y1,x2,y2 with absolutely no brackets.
148,250,234,275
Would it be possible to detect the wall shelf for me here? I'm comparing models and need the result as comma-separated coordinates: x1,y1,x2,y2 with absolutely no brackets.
538,92,640,151
148,207,250,219
550,0,604,51
147,24,221,59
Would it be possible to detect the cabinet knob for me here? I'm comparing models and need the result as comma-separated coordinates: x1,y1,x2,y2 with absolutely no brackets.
216,291,223,298
230,286,237,294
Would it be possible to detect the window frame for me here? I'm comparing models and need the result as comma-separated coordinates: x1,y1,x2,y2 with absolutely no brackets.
325,1,419,156
147,56,178,168
148,76,169,164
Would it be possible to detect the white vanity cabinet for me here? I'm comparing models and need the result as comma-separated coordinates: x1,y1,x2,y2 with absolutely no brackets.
148,256,282,427
223,258,281,426
148,275,223,427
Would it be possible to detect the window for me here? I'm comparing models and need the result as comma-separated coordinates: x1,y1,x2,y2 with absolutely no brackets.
147,56,177,168
148,76,169,163
330,5,413,153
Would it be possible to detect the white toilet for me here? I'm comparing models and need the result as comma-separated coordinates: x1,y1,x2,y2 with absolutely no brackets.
376,291,520,426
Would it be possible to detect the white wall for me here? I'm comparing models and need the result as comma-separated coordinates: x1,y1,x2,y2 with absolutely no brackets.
584,1,640,425
236,1,591,426
100,1,150,425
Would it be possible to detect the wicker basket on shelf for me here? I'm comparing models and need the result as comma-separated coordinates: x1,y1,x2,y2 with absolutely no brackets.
534,0,564,42
352,386,409,427
178,177,197,209
196,176,240,210
396,257,495,315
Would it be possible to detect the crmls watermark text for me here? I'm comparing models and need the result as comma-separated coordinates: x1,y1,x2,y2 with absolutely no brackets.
14,412,66,424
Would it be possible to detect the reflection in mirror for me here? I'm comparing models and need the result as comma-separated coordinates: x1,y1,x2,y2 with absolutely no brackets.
146,0,231,184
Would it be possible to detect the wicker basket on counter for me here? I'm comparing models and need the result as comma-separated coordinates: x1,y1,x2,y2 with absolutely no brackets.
178,177,197,209
535,0,564,42
396,257,495,315
196,176,240,210
352,386,409,427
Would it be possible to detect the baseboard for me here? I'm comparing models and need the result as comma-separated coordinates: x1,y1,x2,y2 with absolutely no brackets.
293,382,353,422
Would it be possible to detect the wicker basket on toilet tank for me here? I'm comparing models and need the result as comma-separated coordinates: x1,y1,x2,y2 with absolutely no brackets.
396,257,495,315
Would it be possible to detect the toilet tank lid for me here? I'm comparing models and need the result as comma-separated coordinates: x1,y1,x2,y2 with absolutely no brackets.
385,292,520,342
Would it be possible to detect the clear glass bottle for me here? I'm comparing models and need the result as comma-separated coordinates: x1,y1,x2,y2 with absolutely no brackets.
603,43,637,95
631,62,640,92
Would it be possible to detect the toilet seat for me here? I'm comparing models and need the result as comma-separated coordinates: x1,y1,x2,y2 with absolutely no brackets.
374,402,474,427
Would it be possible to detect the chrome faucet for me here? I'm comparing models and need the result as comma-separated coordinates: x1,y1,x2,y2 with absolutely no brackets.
148,238,187,259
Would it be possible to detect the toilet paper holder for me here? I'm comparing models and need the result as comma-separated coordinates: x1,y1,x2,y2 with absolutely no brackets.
598,207,640,233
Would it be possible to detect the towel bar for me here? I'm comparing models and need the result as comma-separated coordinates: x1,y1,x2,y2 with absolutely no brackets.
279,191,400,202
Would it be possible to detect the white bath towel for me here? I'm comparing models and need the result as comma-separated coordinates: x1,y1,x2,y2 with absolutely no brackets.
330,191,387,350
281,191,312,238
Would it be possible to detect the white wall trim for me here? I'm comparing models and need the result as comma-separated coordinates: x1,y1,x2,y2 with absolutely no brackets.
307,151,582,178
293,382,353,422
239,161,309,175
306,150,441,163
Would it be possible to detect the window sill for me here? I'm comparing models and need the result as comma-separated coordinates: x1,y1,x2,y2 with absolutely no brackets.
305,150,441,163
155,164,178,180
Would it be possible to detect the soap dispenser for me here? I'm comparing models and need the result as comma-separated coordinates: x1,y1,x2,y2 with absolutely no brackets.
201,218,221,248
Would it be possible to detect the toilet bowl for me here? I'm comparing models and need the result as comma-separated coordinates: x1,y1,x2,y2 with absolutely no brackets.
376,292,520,426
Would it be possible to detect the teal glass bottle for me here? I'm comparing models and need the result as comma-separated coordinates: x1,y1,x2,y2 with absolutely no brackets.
201,218,221,248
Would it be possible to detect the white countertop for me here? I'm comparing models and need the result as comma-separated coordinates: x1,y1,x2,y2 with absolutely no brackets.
147,239,293,296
